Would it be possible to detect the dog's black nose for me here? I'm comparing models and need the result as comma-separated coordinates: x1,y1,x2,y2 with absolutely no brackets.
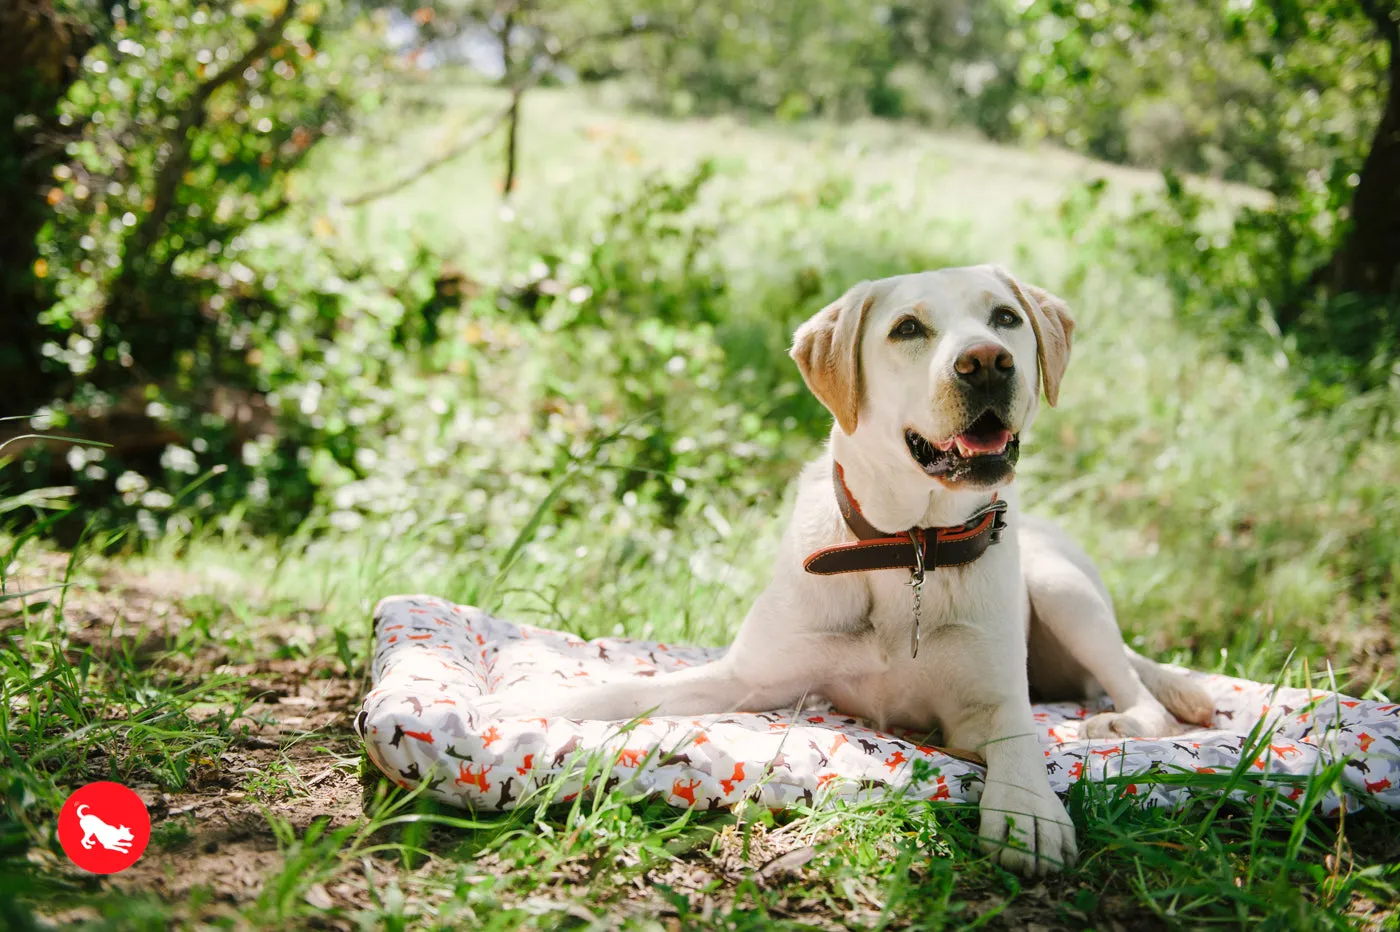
955,342,1014,387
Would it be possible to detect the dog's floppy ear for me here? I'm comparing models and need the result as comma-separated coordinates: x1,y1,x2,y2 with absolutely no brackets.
790,282,878,435
994,268,1075,407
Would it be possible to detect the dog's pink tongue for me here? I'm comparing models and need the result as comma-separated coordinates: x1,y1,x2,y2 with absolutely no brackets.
954,429,1011,456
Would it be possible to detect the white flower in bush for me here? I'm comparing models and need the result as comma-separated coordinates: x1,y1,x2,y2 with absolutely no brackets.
141,490,175,510
115,471,149,505
135,509,160,539
160,444,199,475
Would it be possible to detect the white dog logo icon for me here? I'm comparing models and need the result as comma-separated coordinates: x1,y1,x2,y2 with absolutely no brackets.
76,803,135,854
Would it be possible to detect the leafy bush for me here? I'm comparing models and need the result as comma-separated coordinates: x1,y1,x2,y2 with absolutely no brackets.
290,159,815,544
10,0,386,534
1058,167,1398,402
38,0,371,380
616,0,1020,136
1021,0,1400,394
1017,0,1385,190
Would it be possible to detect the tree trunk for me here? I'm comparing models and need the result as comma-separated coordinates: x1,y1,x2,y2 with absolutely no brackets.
1330,8,1400,298
503,88,520,196
500,11,519,197
0,0,81,415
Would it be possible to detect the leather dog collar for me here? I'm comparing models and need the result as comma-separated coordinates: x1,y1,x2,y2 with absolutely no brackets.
803,462,1009,576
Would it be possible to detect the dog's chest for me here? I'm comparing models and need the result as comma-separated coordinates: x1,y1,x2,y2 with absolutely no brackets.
821,551,1028,731
862,555,1009,633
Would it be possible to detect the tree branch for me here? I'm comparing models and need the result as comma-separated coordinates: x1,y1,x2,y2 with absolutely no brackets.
339,18,675,207
342,102,516,207
547,19,675,63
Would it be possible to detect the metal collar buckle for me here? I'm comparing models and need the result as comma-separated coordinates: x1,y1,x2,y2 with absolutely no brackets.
906,500,1008,658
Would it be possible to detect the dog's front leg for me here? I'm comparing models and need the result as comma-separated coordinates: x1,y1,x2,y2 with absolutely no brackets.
940,635,1077,876
484,658,788,721
484,627,887,721
484,570,881,722
1025,540,1211,736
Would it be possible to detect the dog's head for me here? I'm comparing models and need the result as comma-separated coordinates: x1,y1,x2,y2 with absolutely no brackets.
790,265,1074,491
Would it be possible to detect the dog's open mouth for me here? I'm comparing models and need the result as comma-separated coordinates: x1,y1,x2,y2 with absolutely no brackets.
905,411,1019,478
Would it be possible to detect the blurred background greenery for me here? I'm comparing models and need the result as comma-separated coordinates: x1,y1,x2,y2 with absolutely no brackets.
5,2,1400,925
3,0,1399,689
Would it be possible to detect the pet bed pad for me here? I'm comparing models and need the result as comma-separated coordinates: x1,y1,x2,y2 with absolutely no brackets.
356,595,1400,815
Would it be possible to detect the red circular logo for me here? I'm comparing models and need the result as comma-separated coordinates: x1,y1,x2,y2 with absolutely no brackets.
56,782,151,874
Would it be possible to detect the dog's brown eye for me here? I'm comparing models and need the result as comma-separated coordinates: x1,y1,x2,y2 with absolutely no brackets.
992,307,1022,328
891,318,925,340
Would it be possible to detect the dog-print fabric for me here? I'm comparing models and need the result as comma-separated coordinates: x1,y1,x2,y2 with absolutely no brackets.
356,595,1400,814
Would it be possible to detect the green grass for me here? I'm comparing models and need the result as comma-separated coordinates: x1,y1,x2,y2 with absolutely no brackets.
4,81,1399,928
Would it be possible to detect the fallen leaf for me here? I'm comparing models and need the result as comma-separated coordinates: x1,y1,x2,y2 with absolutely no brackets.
305,883,332,909
758,845,817,878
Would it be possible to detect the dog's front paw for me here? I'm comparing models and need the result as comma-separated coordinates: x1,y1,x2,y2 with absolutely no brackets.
1082,699,1179,739
977,781,1077,877
1155,676,1216,728
1082,711,1145,739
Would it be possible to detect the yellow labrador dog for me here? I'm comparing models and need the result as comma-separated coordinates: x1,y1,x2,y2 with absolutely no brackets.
488,265,1211,875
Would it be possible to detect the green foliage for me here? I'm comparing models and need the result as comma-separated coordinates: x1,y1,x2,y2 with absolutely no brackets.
265,154,837,544
1074,169,1400,399
614,0,1020,135
8,1,382,531
38,0,370,376
1022,0,1400,390
1018,0,1386,188
15,0,1400,544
